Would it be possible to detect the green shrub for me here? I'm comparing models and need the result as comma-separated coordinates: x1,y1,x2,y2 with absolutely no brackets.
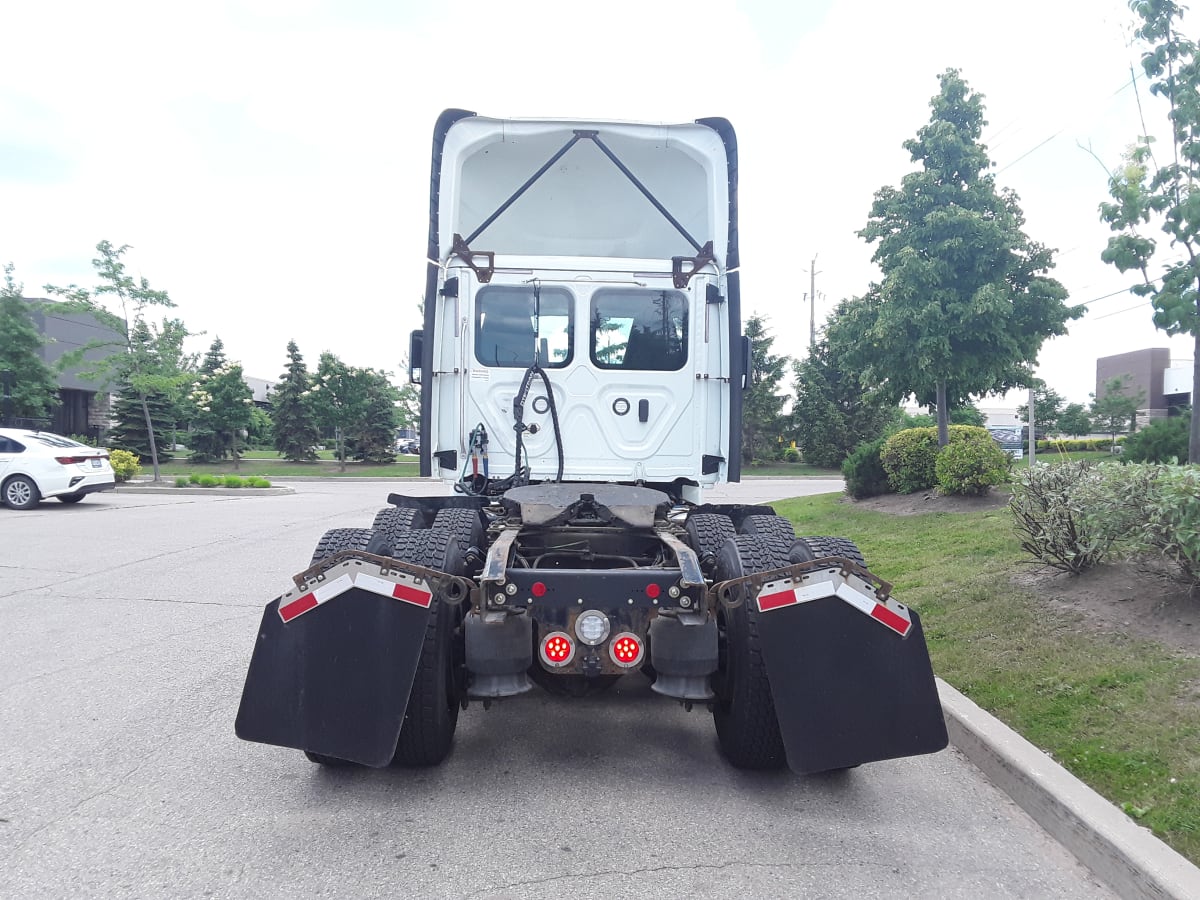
880,427,940,493
223,475,244,488
842,438,891,499
189,473,203,485
1142,465,1200,583
248,476,272,488
1123,415,1190,464
782,447,801,463
1008,461,1113,573
935,436,1011,495
197,474,218,487
108,449,141,482
174,476,189,487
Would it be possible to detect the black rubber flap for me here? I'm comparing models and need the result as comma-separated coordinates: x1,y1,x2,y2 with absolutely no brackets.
758,596,948,774
235,588,430,767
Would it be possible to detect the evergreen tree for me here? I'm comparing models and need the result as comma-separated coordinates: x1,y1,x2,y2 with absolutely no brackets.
0,263,59,423
271,341,319,461
742,314,790,463
853,70,1079,446
790,304,895,468
188,337,253,465
188,337,226,461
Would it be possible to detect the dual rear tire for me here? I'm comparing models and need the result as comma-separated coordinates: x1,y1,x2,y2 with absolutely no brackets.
304,508,481,769
702,511,866,771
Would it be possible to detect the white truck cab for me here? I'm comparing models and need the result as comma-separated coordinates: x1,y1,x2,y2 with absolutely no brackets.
412,112,747,499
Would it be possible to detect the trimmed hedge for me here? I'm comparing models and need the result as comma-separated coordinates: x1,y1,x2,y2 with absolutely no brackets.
1035,437,1126,452
881,425,996,494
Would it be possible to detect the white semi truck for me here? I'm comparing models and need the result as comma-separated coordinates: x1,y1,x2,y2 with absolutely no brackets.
236,110,948,774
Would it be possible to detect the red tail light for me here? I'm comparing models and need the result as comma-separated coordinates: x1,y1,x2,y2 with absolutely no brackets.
609,632,644,668
540,632,575,667
55,454,108,465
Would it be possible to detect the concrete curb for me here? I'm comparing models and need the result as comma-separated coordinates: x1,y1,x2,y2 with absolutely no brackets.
938,678,1200,899
117,483,295,496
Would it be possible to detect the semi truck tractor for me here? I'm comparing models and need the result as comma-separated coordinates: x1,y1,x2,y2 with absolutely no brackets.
235,110,949,774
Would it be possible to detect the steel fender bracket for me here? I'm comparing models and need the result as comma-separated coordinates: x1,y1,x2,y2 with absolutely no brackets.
234,584,433,767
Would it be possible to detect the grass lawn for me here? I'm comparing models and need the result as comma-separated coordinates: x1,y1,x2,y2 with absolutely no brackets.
150,457,422,478
742,462,841,476
772,492,1200,864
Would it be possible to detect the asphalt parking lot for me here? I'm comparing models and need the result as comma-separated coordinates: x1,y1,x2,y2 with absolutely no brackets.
0,480,1111,899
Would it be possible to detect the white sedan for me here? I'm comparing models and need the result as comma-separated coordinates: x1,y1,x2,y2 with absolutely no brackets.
0,428,116,509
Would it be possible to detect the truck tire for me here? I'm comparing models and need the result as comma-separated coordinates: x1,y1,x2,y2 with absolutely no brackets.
798,536,866,567
684,513,736,573
308,527,390,565
711,533,793,770
389,508,480,767
371,506,418,556
303,527,392,767
739,514,796,542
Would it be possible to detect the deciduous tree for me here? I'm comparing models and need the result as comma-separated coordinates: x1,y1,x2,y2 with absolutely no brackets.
45,241,178,480
1098,0,1200,463
854,69,1079,446
1090,375,1144,449
1056,402,1093,437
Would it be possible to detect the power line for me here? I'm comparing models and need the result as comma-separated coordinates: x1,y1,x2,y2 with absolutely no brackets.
992,76,1139,173
1094,300,1147,321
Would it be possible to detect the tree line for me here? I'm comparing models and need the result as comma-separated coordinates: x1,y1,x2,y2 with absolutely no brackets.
7,2,1200,471
0,241,415,479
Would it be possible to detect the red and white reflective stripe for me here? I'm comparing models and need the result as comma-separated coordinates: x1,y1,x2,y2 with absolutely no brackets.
277,569,433,623
833,583,912,637
757,580,835,612
354,572,433,608
278,574,355,623
755,573,913,638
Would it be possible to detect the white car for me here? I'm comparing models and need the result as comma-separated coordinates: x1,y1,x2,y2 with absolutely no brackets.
0,428,116,509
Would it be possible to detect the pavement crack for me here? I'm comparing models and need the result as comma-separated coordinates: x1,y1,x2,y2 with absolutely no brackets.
10,705,227,853
467,859,885,897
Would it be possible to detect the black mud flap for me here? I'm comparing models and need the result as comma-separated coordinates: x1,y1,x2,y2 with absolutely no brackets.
758,596,948,775
235,587,430,767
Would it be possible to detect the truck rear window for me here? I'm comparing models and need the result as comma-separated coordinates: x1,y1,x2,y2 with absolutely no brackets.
474,285,573,368
590,289,688,371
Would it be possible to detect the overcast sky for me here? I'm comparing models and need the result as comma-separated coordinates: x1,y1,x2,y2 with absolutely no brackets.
1,0,1192,405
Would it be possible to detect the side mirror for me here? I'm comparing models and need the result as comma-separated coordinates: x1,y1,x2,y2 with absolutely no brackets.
408,330,423,384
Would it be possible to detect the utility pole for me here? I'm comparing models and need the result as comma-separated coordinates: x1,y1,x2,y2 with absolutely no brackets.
1027,387,1036,467
808,254,821,352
